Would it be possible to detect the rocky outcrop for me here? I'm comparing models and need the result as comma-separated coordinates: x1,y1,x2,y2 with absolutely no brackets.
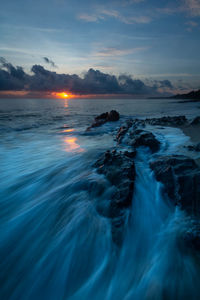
131,116,188,127
116,120,133,143
184,220,200,252
128,129,160,153
87,110,120,129
146,116,188,126
150,155,200,215
191,116,200,126
187,143,200,152
94,149,136,245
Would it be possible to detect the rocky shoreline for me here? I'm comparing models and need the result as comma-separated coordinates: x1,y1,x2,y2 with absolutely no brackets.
88,111,200,249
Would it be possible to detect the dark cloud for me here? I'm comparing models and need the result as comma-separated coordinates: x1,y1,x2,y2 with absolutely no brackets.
0,58,174,96
0,57,27,90
152,79,174,89
43,57,57,68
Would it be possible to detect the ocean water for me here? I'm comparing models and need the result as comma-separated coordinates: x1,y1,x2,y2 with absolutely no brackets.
0,98,200,300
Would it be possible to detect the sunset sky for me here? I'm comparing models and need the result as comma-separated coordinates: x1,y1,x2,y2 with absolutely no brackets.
0,0,200,97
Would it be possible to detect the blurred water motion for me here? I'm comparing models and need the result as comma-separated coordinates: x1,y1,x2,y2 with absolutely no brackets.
64,136,84,152
1,98,200,299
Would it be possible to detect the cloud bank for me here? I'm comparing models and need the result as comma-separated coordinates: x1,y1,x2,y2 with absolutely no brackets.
0,57,174,97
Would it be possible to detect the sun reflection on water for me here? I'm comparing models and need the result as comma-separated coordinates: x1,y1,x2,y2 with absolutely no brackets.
62,128,75,133
64,99,69,108
63,136,84,153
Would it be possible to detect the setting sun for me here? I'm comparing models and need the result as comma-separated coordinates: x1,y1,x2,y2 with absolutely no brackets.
57,92,69,98
52,91,75,99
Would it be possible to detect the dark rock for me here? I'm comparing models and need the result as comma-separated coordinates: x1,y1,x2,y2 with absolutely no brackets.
145,116,188,126
150,155,200,215
116,126,129,143
95,112,109,120
94,150,136,245
187,143,200,152
184,221,200,251
87,110,120,130
124,150,136,158
191,116,200,125
116,120,133,143
108,110,120,121
128,129,160,153
122,116,188,128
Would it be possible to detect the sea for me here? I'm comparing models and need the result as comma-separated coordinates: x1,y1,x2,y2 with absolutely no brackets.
0,97,200,300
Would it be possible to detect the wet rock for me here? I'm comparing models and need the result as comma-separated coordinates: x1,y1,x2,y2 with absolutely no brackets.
187,143,200,152
150,155,200,215
191,116,200,125
116,120,133,143
108,110,120,121
94,150,136,245
145,116,188,126
116,126,129,143
184,221,200,252
87,110,120,130
128,129,160,153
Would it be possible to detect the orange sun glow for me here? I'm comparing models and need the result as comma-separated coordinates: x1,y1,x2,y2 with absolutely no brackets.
53,92,75,99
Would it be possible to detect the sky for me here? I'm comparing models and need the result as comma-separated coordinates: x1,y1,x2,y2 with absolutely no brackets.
0,0,200,97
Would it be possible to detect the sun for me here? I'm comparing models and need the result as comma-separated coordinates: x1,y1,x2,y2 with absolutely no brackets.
57,92,69,98
52,91,75,99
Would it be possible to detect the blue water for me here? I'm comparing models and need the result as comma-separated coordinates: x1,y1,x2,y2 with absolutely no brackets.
0,98,200,299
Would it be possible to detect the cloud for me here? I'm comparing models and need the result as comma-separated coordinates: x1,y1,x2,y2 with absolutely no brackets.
43,57,57,68
0,58,174,96
78,13,101,22
119,15,152,24
77,8,151,24
185,20,199,30
184,0,200,16
0,57,27,90
94,47,147,57
186,20,198,26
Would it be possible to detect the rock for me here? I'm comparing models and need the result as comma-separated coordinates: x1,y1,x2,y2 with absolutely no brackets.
108,110,120,121
116,120,133,143
128,129,160,153
95,112,109,120
150,155,200,215
94,150,136,245
87,110,120,130
191,116,200,125
187,143,200,152
116,126,128,143
145,116,188,126
184,221,200,252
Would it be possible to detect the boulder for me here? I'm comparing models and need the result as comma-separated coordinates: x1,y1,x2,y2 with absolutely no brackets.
187,143,200,152
108,110,120,121
116,120,133,143
128,129,160,153
191,116,200,126
150,155,200,215
94,149,136,245
87,110,120,130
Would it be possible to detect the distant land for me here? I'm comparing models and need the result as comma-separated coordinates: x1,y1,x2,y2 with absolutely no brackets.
172,89,200,100
149,89,200,101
